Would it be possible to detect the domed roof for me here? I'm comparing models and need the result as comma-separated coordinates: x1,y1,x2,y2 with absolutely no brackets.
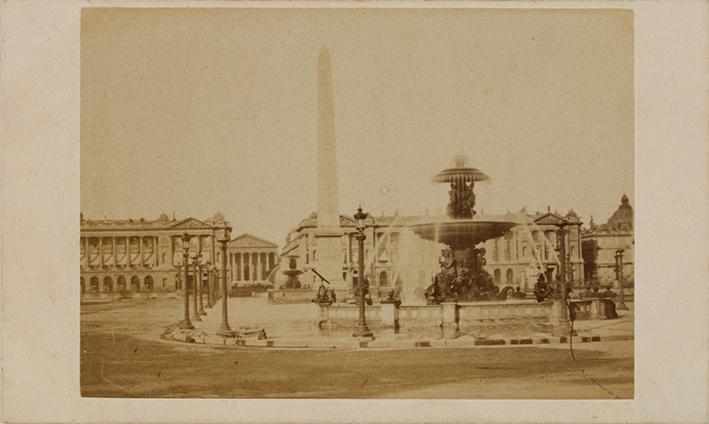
606,194,633,230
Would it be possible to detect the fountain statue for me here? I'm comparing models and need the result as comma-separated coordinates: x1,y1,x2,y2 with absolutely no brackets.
280,255,303,289
409,154,519,303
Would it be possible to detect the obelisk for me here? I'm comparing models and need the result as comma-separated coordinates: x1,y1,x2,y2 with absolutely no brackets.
314,46,346,291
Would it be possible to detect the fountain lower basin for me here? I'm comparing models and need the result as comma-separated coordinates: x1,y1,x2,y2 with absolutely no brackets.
408,217,518,250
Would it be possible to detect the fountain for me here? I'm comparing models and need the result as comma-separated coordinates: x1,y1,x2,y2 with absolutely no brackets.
280,255,303,289
408,154,519,304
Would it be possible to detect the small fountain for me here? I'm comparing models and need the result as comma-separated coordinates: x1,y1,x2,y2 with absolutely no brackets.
280,255,303,289
408,154,519,303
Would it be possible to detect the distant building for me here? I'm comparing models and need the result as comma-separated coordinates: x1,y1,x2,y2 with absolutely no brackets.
581,194,634,287
80,212,230,295
279,208,583,297
226,234,279,286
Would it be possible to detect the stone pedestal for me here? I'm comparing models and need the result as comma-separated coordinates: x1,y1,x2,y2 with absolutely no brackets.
379,302,398,327
314,228,346,290
441,302,459,327
550,300,571,336
590,298,601,320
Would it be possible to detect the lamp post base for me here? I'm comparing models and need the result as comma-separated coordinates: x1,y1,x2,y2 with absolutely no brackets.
352,325,374,339
178,319,195,330
216,324,236,338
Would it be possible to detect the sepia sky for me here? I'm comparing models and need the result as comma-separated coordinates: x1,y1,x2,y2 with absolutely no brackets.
81,8,634,245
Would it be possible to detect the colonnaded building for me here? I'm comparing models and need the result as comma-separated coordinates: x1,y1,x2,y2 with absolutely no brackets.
279,209,584,299
80,212,279,295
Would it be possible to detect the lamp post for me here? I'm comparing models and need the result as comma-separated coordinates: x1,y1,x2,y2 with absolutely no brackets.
191,252,202,321
196,254,206,315
615,249,628,310
178,232,194,329
551,223,570,336
353,207,373,339
216,226,235,337
204,260,213,308
212,268,220,301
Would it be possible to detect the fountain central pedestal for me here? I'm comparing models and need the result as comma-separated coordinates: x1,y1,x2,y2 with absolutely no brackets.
409,155,518,303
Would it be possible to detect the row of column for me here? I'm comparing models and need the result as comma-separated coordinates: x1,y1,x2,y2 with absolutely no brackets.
81,236,158,269
229,251,276,282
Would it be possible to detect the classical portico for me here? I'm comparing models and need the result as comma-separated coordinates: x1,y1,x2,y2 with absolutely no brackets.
226,234,279,287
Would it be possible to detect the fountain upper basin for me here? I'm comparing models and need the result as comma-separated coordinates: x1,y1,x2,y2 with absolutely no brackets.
408,216,519,249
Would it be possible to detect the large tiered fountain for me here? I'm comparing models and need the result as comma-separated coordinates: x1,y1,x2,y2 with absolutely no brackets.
408,154,519,303
318,154,589,333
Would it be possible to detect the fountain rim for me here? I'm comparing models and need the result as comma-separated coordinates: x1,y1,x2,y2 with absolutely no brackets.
432,167,490,183
405,215,521,228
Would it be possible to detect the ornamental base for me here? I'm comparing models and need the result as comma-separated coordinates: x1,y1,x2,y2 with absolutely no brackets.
178,319,195,330
216,324,236,338
352,325,374,339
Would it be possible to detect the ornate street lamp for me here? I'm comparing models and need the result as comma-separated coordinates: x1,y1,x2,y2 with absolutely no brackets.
353,206,373,339
615,249,628,310
196,253,206,315
551,223,571,336
179,232,194,329
217,226,236,337
204,260,213,308
191,252,202,321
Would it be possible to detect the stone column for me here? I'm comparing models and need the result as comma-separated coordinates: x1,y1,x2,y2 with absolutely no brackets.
126,236,131,267
140,236,145,267
99,238,104,268
235,253,240,281
242,253,247,281
112,237,117,267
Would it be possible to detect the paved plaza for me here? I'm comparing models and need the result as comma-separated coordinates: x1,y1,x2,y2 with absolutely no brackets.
81,296,634,398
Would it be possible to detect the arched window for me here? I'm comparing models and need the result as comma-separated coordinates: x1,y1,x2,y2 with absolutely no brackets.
90,277,99,293
103,276,113,293
493,269,501,284
144,275,154,292
130,276,140,292
506,269,514,285
117,276,126,292
80,277,85,294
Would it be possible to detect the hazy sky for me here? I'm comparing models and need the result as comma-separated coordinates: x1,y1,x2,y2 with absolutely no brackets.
81,8,634,244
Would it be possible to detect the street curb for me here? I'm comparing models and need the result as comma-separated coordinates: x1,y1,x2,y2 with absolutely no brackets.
163,325,610,350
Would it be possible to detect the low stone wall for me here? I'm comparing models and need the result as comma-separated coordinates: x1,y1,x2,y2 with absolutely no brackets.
267,289,317,304
320,298,615,328
457,300,552,325
318,303,398,327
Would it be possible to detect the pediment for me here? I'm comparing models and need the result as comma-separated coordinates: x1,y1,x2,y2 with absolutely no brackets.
229,233,277,248
534,213,567,226
170,218,211,229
